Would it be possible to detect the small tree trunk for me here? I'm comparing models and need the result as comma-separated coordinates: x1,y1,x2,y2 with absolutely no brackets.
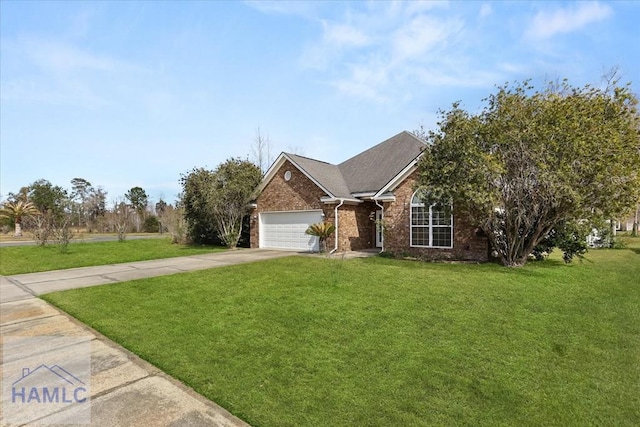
501,256,527,267
14,221,22,237
610,219,616,248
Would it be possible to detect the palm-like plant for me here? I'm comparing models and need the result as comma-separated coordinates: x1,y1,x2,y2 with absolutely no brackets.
0,201,40,237
305,221,336,253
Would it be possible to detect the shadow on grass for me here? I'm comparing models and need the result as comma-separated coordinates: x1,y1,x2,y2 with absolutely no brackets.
526,259,568,269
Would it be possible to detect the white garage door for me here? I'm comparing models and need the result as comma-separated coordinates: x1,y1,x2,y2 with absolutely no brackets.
260,210,322,251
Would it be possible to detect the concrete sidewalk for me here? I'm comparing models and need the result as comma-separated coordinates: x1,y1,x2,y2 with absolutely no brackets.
1,249,295,426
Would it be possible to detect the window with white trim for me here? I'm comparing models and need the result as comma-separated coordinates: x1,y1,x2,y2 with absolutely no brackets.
410,192,453,248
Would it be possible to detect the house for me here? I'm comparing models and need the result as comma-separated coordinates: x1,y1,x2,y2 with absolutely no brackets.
616,205,639,233
250,131,489,261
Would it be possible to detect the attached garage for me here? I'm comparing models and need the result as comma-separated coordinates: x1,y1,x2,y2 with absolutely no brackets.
259,210,322,251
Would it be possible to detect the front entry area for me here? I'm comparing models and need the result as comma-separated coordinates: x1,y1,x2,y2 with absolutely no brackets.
259,210,323,251
376,210,383,248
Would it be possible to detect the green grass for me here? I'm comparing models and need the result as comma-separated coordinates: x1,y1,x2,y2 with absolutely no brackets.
43,242,640,426
0,238,225,275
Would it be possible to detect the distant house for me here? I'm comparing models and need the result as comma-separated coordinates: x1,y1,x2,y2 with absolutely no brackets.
250,131,488,261
617,205,639,233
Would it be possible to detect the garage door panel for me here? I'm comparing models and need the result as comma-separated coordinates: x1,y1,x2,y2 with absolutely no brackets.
260,211,322,251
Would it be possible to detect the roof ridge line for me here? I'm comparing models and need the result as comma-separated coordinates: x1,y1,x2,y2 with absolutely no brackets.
285,152,336,166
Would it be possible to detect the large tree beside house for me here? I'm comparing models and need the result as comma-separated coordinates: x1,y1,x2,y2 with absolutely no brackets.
416,79,640,267
181,158,262,247
181,167,219,244
210,158,262,248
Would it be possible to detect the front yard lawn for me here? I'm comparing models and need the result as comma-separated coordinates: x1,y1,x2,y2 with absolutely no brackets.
43,245,640,426
0,238,225,275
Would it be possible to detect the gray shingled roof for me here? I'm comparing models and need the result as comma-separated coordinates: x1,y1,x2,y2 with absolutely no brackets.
286,153,353,198
339,131,425,194
286,131,426,199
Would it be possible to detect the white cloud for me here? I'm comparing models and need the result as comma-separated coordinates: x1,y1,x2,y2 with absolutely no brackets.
414,65,501,88
1,37,141,109
300,17,371,70
498,62,529,75
0,79,110,108
299,1,613,104
403,0,450,17
322,21,369,47
299,2,476,103
331,60,390,102
331,78,383,101
479,3,492,19
66,8,96,39
526,1,613,40
244,0,322,19
391,15,462,62
26,40,117,72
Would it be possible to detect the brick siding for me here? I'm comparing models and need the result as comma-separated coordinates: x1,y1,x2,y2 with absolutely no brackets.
382,171,489,261
336,202,377,251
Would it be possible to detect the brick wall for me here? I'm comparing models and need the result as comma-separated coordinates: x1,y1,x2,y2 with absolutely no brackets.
383,171,488,261
336,202,377,251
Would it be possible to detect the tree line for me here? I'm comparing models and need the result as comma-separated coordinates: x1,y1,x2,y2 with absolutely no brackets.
0,178,174,246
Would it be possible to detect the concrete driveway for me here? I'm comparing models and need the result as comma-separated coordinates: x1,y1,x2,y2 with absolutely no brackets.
4,249,295,296
1,249,294,426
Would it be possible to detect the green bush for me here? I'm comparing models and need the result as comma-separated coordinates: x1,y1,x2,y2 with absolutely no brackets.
143,215,160,233
533,220,590,263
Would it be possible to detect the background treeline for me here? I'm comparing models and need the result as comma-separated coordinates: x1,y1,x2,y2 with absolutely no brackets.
1,130,274,249
0,177,185,246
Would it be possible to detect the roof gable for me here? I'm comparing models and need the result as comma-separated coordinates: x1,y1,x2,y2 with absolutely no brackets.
257,153,334,197
286,154,352,198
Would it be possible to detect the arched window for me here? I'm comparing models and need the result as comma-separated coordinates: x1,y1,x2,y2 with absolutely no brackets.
410,192,453,248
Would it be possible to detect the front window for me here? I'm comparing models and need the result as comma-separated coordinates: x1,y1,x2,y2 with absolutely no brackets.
410,192,453,248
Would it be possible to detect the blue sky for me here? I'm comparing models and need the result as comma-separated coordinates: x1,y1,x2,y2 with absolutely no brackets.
1,1,638,206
